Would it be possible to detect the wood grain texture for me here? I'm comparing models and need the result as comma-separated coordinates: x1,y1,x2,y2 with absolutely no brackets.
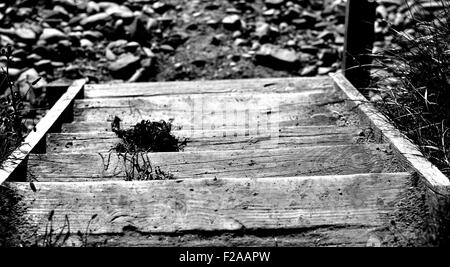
64,111,342,132
74,226,390,247
73,91,344,125
7,173,411,236
0,79,86,185
28,145,402,181
84,77,335,98
331,72,450,194
47,126,366,153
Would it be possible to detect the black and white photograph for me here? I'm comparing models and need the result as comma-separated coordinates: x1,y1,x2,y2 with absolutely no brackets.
0,0,449,252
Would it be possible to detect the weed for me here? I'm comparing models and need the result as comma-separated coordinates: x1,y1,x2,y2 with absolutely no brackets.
109,116,184,181
111,116,187,153
370,0,450,178
0,46,30,166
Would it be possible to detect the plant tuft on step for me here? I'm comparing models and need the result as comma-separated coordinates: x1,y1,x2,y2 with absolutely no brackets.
110,116,186,181
111,116,186,153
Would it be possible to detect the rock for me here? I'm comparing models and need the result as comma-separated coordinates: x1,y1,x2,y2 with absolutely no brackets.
82,30,103,41
152,1,174,14
34,59,53,72
300,45,319,54
211,34,226,45
233,38,248,46
300,65,318,76
159,44,175,53
124,41,140,52
206,19,219,28
15,27,37,41
39,28,67,42
105,5,134,19
255,44,300,70
265,0,285,8
86,1,100,14
146,18,158,30
222,15,242,31
140,58,153,68
318,67,333,75
0,34,15,46
105,48,117,61
80,38,94,48
27,53,43,62
80,12,111,27
107,53,141,79
17,68,47,100
254,21,270,39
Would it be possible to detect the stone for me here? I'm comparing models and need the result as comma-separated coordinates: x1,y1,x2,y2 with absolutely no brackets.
222,15,242,31
80,12,111,27
39,28,67,42
105,48,117,61
255,44,300,70
265,0,285,8
80,38,94,47
159,44,175,53
107,53,141,79
15,27,37,41
86,1,100,14
300,65,318,76
124,41,140,52
106,5,134,19
254,22,270,39
82,30,103,41
17,68,47,99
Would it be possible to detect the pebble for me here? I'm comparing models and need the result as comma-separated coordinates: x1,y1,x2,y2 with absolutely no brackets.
222,15,242,31
39,28,67,42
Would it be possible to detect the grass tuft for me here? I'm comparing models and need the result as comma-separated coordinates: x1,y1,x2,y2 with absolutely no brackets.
370,0,450,178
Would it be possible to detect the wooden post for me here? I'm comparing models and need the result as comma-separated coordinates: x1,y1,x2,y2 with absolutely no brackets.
343,0,376,89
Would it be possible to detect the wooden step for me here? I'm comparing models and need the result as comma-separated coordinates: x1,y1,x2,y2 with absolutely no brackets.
28,145,402,181
63,111,343,133
47,126,368,153
83,76,335,98
6,173,410,246
73,92,345,125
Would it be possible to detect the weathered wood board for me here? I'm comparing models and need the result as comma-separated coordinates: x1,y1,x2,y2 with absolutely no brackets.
47,126,367,153
73,91,344,125
7,173,411,237
84,77,336,98
28,145,402,181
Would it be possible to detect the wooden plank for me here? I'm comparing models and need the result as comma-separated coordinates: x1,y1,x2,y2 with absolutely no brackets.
343,0,376,88
63,111,342,132
73,109,340,129
28,144,402,181
6,173,411,236
331,72,450,194
47,126,366,153
75,91,337,111
73,91,344,124
84,77,335,98
76,227,389,247
0,79,86,185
